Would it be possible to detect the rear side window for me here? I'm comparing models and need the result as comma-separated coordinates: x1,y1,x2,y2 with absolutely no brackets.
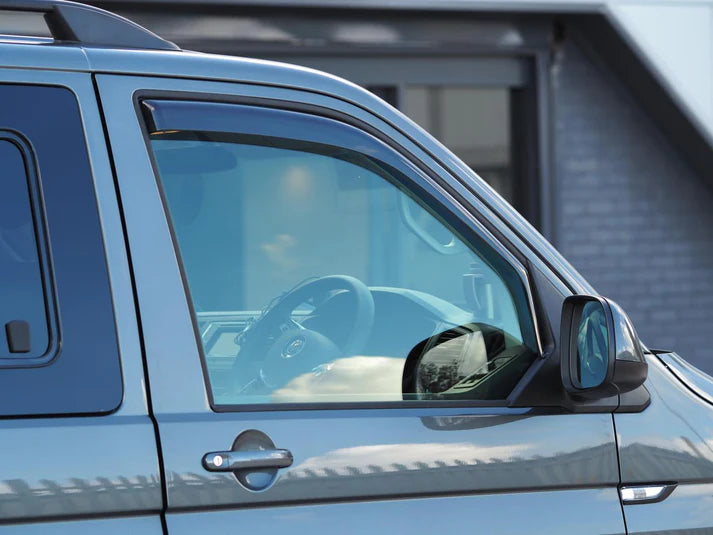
0,137,52,360
0,84,122,416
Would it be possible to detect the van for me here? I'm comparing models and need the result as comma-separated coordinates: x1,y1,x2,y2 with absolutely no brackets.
1,2,709,533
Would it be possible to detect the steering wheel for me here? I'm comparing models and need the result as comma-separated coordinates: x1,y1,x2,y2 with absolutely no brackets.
235,275,375,390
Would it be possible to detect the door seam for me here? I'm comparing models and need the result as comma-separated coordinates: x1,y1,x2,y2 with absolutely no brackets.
611,412,629,535
91,73,169,535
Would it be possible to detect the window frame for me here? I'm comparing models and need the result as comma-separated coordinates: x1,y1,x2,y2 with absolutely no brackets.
0,131,59,367
136,91,545,412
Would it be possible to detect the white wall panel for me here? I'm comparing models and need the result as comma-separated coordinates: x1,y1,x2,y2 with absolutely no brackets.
611,2,713,139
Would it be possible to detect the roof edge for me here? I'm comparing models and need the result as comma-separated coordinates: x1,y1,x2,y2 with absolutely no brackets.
567,9,713,183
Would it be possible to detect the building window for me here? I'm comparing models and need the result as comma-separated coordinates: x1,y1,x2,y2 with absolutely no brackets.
403,86,514,205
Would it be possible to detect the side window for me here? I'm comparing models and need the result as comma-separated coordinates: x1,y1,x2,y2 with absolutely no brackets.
144,101,539,406
0,84,121,416
0,138,50,359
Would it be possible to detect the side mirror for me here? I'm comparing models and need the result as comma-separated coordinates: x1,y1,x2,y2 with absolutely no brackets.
560,295,647,399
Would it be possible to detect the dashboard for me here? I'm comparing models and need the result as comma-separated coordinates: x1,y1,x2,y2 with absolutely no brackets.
198,287,532,403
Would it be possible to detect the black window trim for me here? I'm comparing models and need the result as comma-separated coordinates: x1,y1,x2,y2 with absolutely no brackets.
134,90,549,412
0,130,59,368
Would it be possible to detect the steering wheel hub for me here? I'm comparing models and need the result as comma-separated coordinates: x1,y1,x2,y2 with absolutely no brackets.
282,336,306,359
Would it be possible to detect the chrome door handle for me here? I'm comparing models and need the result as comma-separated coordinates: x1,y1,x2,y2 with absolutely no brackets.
202,449,293,472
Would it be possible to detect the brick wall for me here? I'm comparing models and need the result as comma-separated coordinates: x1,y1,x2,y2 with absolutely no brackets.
553,37,713,371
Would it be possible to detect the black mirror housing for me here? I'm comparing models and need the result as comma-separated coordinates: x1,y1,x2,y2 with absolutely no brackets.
560,295,647,399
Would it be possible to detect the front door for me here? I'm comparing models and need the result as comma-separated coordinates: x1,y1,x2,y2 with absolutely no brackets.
97,72,624,534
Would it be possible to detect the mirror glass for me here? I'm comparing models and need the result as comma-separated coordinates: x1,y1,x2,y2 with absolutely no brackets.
576,301,609,388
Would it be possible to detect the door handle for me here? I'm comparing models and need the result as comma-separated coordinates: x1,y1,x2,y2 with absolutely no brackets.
202,449,293,472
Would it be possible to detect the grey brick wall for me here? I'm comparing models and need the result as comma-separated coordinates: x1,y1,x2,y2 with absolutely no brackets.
552,37,713,372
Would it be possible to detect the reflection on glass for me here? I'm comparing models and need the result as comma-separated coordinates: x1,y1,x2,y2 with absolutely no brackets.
576,301,609,388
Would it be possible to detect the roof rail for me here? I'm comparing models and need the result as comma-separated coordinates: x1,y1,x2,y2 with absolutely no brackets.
1,0,179,51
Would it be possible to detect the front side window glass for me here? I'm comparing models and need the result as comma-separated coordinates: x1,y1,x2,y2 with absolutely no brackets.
0,139,48,358
147,104,538,406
